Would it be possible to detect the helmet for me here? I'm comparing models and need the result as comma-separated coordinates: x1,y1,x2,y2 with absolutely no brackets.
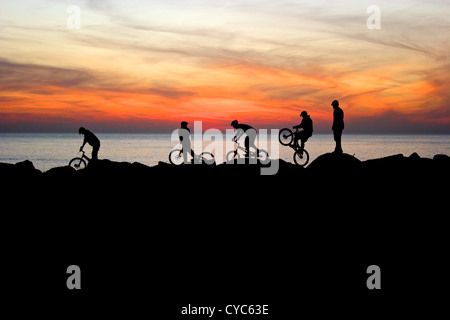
180,121,188,127
300,111,308,117
231,120,238,127
78,127,86,135
331,100,339,107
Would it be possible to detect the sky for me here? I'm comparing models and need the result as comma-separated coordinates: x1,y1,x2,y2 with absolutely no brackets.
0,0,449,133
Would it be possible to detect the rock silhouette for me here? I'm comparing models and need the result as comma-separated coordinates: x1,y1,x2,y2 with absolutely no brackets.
1,152,448,317
1,152,448,185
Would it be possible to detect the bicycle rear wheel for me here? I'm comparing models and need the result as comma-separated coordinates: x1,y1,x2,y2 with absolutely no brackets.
200,152,215,165
169,149,184,165
293,149,309,167
69,157,86,170
279,128,293,146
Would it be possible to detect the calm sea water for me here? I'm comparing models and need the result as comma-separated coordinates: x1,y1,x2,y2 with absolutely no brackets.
0,133,448,172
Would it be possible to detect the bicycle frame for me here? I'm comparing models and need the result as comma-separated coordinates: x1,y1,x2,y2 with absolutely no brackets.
176,148,199,160
232,140,258,158
79,151,91,162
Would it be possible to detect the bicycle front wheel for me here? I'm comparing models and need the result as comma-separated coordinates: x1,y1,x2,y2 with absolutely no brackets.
69,157,87,170
169,149,184,165
293,149,309,167
279,128,293,146
200,152,215,165
257,149,270,165
226,150,240,163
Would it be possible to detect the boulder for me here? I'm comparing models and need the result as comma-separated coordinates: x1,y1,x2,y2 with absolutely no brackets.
409,152,421,160
362,154,405,170
14,160,41,175
433,154,450,164
44,166,76,179
306,153,362,173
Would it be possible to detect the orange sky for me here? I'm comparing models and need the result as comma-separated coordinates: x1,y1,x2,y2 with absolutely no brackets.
0,0,449,133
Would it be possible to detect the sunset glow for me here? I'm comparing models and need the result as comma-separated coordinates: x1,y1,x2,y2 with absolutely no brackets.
0,0,449,133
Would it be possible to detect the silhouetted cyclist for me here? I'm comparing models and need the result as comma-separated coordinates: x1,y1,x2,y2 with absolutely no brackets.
79,127,100,161
178,121,195,164
293,111,313,153
231,120,259,157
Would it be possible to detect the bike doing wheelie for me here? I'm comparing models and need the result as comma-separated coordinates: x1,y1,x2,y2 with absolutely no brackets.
279,111,313,166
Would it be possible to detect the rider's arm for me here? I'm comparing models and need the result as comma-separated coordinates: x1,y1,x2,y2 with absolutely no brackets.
233,128,244,141
293,124,302,129
80,138,86,151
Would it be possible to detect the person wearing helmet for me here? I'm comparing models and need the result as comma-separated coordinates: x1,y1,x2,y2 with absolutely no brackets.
178,121,195,164
331,100,344,154
293,111,313,153
79,127,100,161
231,120,259,157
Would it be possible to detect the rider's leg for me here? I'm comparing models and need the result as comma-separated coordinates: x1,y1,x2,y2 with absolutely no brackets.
247,129,258,157
244,136,250,157
299,139,305,154
182,142,192,164
92,145,99,161
191,149,196,164
250,139,259,157
293,132,298,149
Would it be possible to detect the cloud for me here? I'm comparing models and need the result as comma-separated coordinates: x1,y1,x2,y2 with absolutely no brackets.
347,110,450,133
147,87,195,99
0,59,94,92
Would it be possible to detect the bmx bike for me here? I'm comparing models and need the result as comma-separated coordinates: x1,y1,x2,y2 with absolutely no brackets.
226,140,270,164
278,128,310,166
69,150,90,170
169,148,215,165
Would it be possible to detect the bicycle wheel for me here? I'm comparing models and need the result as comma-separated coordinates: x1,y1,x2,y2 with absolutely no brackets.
226,150,240,163
200,152,215,165
293,149,310,167
257,149,270,164
69,157,86,170
169,149,184,165
279,128,293,146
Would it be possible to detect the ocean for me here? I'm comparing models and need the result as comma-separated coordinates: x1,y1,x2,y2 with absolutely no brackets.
0,133,448,172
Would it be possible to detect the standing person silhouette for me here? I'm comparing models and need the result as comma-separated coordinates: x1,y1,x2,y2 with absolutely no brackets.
331,100,344,154
231,120,259,157
178,121,195,164
79,127,100,161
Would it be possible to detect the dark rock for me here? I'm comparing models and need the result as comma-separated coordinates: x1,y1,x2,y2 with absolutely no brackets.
433,154,450,163
306,152,362,173
363,154,405,169
0,153,447,189
44,166,76,179
14,160,41,175
409,152,421,160
0,162,15,172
